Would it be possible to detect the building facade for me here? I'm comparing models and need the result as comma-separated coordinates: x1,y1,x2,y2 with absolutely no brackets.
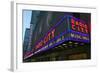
23,10,91,62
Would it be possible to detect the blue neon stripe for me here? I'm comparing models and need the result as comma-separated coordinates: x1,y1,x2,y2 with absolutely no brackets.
70,30,89,37
34,30,67,52
34,15,68,47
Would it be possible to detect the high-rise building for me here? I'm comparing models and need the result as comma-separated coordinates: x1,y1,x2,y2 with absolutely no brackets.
23,28,30,57
27,11,40,52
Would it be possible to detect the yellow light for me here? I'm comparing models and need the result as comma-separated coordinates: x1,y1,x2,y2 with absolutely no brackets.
55,47,58,48
58,45,62,48
74,42,78,45
62,44,67,46
69,41,72,44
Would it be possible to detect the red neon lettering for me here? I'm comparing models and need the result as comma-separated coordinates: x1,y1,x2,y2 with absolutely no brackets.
77,25,80,32
44,36,48,44
36,41,43,49
71,18,75,24
84,24,88,33
76,21,79,25
35,28,56,50
72,24,76,30
48,33,51,40
71,18,89,34
51,29,55,39
81,23,84,33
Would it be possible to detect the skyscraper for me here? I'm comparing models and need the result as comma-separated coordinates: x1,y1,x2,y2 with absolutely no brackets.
23,28,30,56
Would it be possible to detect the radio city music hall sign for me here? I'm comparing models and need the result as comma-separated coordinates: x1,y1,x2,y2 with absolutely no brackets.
33,15,90,53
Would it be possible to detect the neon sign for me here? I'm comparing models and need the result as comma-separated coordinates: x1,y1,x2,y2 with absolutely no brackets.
23,14,90,59
34,16,68,51
70,17,89,34
35,29,55,50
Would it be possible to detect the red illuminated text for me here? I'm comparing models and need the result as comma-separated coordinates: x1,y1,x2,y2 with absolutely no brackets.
35,29,55,50
71,18,89,34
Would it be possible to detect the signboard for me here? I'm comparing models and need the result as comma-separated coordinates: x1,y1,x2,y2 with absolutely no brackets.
34,16,68,53
33,15,90,54
68,16,90,43
70,16,89,34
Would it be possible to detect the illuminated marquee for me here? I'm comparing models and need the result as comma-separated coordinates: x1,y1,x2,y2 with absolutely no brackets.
34,16,68,51
32,15,90,55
